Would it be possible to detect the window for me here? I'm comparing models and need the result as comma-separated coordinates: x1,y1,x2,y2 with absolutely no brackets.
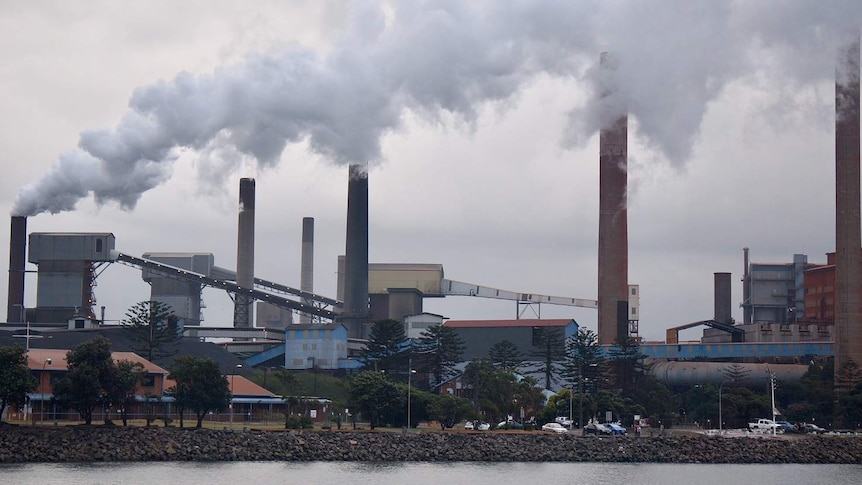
95,239,103,253
140,374,155,387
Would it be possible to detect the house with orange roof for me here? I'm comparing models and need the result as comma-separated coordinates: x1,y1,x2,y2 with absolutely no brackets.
20,348,169,423
19,348,330,426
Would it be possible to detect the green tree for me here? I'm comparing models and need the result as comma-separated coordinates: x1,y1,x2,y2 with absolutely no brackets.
461,359,521,423
52,337,119,425
0,345,36,421
528,326,566,390
347,371,402,429
834,359,862,428
168,356,231,428
606,336,650,396
563,328,604,392
362,319,408,374
428,394,473,429
104,360,144,426
121,300,179,362
416,324,465,388
512,375,546,422
488,340,525,371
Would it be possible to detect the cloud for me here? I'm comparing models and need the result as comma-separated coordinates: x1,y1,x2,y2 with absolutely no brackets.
12,0,862,216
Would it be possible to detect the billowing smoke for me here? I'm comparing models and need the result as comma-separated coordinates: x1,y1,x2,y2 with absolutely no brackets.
12,1,862,217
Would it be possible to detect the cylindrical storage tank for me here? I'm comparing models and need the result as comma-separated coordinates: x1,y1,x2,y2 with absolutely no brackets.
300,217,314,324
6,216,26,322
714,272,732,325
650,361,809,388
233,178,255,328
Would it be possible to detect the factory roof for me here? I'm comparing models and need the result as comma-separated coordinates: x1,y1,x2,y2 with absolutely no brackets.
444,318,575,328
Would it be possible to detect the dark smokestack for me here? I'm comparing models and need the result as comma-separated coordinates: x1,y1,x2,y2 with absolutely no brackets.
233,177,255,328
300,217,315,324
835,35,862,378
742,247,751,325
714,272,732,325
597,52,629,345
343,164,369,338
6,216,26,323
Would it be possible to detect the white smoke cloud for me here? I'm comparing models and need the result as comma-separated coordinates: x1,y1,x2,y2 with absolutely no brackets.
12,0,862,217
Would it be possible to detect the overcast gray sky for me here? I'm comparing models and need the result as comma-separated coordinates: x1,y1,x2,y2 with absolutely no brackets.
1,1,860,342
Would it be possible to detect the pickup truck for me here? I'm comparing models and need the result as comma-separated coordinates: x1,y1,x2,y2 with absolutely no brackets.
748,418,782,432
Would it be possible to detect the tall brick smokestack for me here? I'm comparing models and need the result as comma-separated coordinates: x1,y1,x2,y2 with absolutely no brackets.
233,177,255,328
835,35,862,386
299,217,314,324
343,164,369,339
6,216,26,323
597,52,629,345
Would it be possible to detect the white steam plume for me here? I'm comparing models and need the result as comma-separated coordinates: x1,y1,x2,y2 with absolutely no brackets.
12,0,862,217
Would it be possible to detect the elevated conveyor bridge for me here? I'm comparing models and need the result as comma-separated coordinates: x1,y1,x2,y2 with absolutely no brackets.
111,251,338,321
442,279,597,318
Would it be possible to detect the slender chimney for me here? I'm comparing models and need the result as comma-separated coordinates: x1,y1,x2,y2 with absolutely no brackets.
714,272,732,325
233,178,255,328
597,52,629,345
835,35,862,380
6,216,26,323
343,164,369,338
299,217,314,324
743,247,751,325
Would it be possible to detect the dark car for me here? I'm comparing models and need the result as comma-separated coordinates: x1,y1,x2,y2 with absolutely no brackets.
802,423,826,434
497,420,524,430
776,421,797,433
583,422,612,435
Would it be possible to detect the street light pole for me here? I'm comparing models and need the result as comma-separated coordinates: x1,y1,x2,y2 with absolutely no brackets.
769,370,777,436
40,358,52,424
407,368,416,431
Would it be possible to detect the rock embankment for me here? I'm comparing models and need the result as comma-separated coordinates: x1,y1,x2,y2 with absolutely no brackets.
1,426,860,464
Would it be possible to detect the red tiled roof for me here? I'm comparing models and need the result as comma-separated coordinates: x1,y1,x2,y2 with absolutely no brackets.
443,319,575,328
26,348,168,374
229,375,278,398
161,375,277,399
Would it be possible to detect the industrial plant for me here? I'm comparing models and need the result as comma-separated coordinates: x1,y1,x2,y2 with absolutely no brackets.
2,38,860,402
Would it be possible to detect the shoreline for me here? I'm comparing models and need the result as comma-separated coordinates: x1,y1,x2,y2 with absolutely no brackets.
1,425,861,464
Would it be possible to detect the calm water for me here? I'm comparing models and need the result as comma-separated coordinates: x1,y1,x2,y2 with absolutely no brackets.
0,462,859,485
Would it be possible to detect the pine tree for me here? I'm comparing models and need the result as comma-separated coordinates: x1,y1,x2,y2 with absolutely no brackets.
488,340,525,371
416,324,465,387
362,319,409,375
121,300,179,363
528,326,566,390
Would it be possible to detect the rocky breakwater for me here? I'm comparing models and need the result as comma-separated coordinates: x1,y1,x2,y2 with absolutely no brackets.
1,426,861,464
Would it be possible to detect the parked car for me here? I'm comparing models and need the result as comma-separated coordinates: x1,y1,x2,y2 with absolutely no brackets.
605,422,627,435
802,423,826,434
476,422,491,431
776,421,797,433
541,422,569,433
583,422,612,435
555,416,574,427
464,421,475,430
497,420,524,430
